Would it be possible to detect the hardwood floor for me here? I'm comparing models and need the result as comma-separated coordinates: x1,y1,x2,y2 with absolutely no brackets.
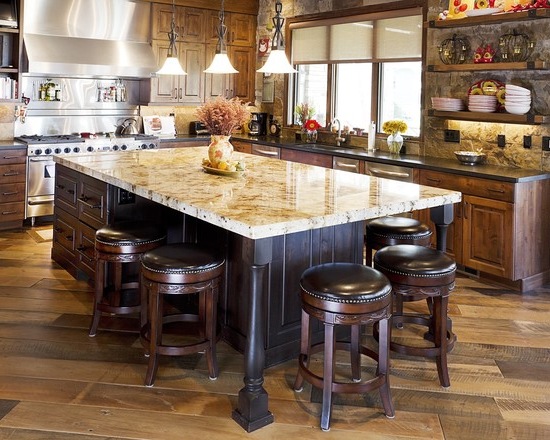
0,224,549,439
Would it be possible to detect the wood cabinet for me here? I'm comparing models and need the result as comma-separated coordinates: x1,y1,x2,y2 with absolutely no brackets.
0,148,25,230
280,148,333,168
53,166,112,280
231,139,252,154
146,2,257,104
416,169,550,291
0,27,20,101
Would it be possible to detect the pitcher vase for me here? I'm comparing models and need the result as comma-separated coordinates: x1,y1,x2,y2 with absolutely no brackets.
208,135,233,168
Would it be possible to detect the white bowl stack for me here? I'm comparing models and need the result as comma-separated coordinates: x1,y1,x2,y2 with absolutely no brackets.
431,97,465,111
504,84,531,115
468,94,497,113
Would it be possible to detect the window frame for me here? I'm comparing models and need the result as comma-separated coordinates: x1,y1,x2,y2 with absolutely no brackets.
285,1,426,139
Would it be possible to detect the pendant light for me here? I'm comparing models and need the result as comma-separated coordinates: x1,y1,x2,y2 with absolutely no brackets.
257,1,296,74
156,0,187,76
204,0,238,74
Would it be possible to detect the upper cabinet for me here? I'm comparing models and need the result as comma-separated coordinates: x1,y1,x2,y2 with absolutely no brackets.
0,0,21,102
145,2,257,105
425,8,550,125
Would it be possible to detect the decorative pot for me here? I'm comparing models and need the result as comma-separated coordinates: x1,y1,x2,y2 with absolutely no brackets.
208,135,233,167
387,132,403,154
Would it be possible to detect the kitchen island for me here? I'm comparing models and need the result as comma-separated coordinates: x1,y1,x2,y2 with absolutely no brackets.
53,147,461,432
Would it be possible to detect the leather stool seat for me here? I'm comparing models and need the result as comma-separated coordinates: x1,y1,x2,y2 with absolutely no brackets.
89,220,166,337
374,244,457,387
365,216,432,266
140,243,225,387
294,262,394,431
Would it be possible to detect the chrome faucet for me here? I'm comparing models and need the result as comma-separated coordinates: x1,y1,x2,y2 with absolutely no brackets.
332,118,346,146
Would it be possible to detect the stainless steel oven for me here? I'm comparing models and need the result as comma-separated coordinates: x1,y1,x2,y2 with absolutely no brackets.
18,134,159,225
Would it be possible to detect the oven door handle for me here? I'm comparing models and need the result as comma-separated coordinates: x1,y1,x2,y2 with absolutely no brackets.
29,157,55,162
28,197,55,206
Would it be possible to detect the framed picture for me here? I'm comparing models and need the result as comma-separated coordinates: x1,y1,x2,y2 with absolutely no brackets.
258,38,270,57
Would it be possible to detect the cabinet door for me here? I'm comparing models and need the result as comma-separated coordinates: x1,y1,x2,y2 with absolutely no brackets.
78,175,109,230
179,42,206,104
204,44,233,99
281,149,332,168
179,7,207,42
229,14,256,46
229,46,255,102
151,3,180,40
150,40,178,103
462,194,513,278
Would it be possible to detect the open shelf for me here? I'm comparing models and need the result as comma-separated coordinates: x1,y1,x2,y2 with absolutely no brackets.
426,109,548,124
427,60,547,72
427,8,550,28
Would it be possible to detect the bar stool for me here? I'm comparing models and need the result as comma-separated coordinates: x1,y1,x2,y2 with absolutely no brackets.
373,244,456,387
89,220,167,337
293,262,394,432
365,216,432,266
140,243,225,387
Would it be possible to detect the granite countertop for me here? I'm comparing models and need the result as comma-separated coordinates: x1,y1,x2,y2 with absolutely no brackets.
165,135,550,183
0,141,27,150
53,147,461,240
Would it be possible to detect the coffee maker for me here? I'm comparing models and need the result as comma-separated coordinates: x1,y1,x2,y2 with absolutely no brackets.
248,112,268,136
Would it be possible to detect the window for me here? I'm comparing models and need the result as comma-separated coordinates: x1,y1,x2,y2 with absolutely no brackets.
289,7,423,137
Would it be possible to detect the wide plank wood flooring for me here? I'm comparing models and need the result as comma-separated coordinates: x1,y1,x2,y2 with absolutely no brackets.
0,225,549,439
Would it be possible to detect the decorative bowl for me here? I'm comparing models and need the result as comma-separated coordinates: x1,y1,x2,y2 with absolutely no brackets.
454,151,486,166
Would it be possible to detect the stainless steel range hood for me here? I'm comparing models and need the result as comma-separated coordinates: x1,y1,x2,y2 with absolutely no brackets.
23,0,158,78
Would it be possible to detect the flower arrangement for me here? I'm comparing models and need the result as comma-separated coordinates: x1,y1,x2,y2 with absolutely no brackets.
382,119,408,136
294,103,315,128
304,119,321,131
195,96,251,136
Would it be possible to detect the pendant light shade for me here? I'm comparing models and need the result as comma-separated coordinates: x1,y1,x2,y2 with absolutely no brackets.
156,0,187,76
204,0,238,74
257,1,296,74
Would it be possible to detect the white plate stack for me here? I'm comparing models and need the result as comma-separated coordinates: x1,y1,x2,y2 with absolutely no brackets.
431,97,465,111
505,84,531,115
468,95,497,113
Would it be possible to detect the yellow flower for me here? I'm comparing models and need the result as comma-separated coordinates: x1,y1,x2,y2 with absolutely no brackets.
382,120,408,135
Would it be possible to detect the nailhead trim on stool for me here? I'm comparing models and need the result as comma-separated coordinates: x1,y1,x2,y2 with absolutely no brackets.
374,244,457,388
139,243,225,387
89,220,166,337
365,216,432,266
293,262,395,432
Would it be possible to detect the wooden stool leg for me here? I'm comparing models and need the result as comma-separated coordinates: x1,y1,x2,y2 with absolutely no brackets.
205,283,219,380
111,261,122,307
293,309,311,392
89,258,105,337
321,323,335,432
140,272,148,335
377,316,395,418
365,244,373,266
145,283,162,387
434,296,450,388
394,294,404,329
350,324,361,382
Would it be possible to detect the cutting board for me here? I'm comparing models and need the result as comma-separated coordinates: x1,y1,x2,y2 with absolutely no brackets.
143,115,176,136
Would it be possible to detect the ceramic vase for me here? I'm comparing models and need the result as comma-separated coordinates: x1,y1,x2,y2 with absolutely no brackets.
387,132,403,154
208,135,233,167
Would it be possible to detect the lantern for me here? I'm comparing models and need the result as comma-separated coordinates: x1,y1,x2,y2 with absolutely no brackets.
438,34,470,65
499,29,534,62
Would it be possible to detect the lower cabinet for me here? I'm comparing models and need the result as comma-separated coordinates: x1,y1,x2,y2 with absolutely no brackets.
417,169,550,290
52,166,112,280
281,148,333,168
0,148,26,230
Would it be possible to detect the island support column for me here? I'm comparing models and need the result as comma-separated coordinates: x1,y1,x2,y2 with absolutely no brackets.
431,204,454,251
232,237,274,432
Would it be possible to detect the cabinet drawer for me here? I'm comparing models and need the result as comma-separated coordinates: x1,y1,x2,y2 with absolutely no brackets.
55,167,79,216
0,149,26,165
78,175,109,230
76,221,97,279
0,163,26,184
419,170,514,202
333,157,363,174
0,201,25,221
0,182,25,203
232,140,252,154
251,144,280,158
53,207,77,255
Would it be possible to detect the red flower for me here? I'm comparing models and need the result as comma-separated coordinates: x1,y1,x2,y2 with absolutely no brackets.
304,119,321,131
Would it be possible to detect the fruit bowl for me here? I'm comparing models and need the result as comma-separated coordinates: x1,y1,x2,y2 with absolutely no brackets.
454,151,486,166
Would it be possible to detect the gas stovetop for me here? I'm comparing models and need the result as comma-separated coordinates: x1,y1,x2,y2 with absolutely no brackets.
17,134,160,156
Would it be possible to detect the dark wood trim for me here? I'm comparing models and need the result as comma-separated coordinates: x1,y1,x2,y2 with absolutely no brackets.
141,0,259,15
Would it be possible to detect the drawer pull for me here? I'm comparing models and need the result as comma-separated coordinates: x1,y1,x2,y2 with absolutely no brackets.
487,188,505,194
335,161,358,169
68,189,75,195
56,184,65,190
2,191,18,196
2,171,20,177
79,196,101,209
2,156,20,160
66,235,73,242
2,210,17,215
426,177,441,184
255,149,279,156
370,168,410,178
76,246,87,252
